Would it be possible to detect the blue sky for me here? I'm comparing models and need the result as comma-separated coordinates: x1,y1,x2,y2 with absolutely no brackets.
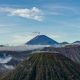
0,0,80,45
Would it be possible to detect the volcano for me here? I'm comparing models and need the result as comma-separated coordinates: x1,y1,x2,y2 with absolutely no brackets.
26,35,59,45
1,52,80,80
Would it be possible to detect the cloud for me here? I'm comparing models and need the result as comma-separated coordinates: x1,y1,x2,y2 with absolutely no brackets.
0,7,44,21
4,64,14,70
43,5,80,16
0,55,12,64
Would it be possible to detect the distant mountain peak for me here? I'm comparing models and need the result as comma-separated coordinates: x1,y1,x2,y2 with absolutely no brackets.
73,41,80,43
60,42,69,44
72,41,80,45
26,35,59,45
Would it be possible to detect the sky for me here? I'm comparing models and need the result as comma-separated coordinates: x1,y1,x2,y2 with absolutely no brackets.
0,0,80,45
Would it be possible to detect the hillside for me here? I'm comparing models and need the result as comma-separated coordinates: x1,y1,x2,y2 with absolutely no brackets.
42,45,80,63
1,52,80,80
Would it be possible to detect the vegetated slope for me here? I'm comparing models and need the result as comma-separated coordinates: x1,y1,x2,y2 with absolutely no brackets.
1,53,80,80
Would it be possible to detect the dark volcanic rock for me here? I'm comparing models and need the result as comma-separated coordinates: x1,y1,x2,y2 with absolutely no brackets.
42,45,80,63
